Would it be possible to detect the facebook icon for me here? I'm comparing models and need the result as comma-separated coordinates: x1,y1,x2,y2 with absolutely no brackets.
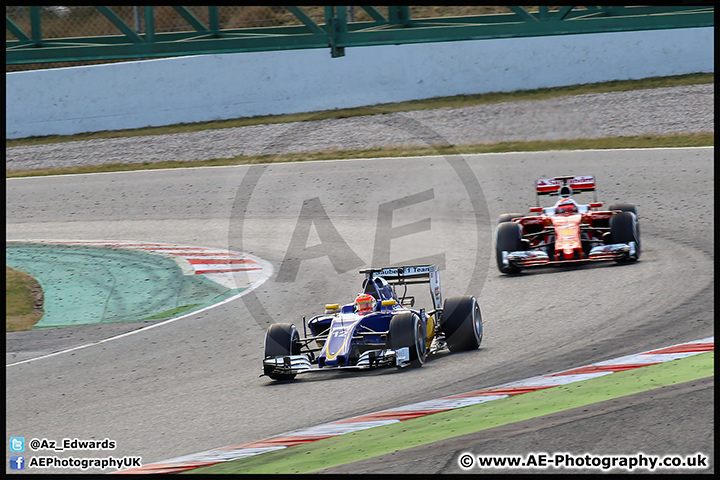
10,455,25,470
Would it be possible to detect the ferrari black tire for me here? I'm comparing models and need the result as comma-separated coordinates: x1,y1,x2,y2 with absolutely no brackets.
495,221,523,273
388,312,426,368
441,295,483,353
497,213,524,224
609,203,638,218
609,211,641,262
609,203,640,250
264,323,301,380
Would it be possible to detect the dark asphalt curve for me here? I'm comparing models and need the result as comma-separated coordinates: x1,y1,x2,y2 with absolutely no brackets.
5,148,714,473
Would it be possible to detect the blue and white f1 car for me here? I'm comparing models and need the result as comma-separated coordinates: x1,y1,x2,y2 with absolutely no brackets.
262,265,483,380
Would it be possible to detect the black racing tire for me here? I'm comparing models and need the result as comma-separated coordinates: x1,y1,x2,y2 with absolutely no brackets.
609,203,640,250
609,211,641,262
495,221,524,274
264,323,301,380
497,213,524,224
609,203,638,218
440,295,483,353
388,312,426,368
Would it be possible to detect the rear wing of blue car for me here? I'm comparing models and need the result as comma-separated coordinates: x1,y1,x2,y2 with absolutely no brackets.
360,264,442,311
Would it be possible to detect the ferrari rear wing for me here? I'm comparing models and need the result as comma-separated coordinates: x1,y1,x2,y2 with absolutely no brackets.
535,175,597,205
536,175,596,195
360,265,442,311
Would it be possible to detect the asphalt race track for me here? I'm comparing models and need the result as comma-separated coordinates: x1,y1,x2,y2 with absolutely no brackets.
5,147,714,473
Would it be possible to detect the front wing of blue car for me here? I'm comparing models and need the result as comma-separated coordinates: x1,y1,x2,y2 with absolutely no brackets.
262,347,411,377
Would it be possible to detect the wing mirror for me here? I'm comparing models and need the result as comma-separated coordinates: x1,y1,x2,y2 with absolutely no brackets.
589,202,603,208
529,207,543,213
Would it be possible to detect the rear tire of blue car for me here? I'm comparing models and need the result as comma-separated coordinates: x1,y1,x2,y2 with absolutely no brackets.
264,323,301,380
495,221,524,273
610,211,641,262
388,312,426,368
441,295,483,353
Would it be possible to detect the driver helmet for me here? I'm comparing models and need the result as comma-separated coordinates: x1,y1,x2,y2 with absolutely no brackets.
354,293,376,314
556,199,578,215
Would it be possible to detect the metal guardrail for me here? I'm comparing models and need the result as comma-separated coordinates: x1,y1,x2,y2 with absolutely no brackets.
5,6,715,65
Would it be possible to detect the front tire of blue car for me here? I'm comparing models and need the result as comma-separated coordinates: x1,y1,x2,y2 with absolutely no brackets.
388,312,426,368
264,323,301,380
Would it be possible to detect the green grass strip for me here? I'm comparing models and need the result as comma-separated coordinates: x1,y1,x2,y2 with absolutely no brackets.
188,351,713,474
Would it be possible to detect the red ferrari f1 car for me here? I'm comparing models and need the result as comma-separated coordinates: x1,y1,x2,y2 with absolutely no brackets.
495,175,640,274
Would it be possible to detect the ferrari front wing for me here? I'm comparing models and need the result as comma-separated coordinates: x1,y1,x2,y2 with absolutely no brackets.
503,242,637,268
